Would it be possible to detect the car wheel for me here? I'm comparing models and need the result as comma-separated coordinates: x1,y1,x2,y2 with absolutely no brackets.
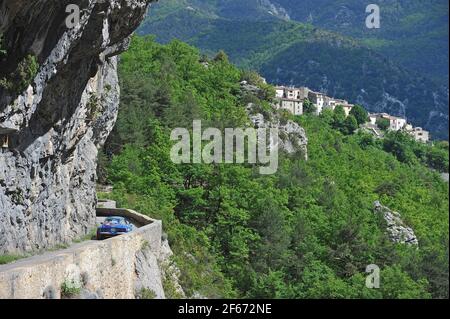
96,231,102,240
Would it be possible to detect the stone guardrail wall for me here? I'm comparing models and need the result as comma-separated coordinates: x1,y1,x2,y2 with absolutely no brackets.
0,206,165,299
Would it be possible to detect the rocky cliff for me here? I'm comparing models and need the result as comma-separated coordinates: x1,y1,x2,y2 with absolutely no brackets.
241,82,308,159
374,201,418,246
0,0,153,254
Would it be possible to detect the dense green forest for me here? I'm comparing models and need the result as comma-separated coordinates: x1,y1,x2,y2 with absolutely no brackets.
99,36,449,299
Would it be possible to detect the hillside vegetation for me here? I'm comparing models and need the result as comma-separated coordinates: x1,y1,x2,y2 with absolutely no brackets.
138,0,449,140
101,37,449,299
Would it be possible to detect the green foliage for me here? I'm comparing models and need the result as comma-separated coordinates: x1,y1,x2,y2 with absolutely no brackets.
343,115,358,135
104,37,449,299
213,50,229,63
349,105,368,125
73,228,97,243
137,288,157,299
61,280,82,298
332,105,353,134
303,99,316,114
0,254,23,265
240,70,263,86
376,118,390,131
381,131,449,172
0,54,39,93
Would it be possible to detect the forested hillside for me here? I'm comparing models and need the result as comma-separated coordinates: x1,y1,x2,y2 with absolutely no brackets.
138,0,449,140
100,37,449,299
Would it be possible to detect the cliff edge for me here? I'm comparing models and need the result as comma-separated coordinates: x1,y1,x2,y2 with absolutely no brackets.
0,0,153,254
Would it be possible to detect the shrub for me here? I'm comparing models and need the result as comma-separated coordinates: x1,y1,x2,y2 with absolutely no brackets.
61,280,81,298
137,288,157,299
0,54,39,93
303,99,317,114
349,104,368,125
376,118,390,131
0,254,23,265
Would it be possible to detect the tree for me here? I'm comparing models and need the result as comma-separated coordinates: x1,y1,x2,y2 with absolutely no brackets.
303,99,316,114
213,50,229,63
426,147,449,172
343,115,358,135
332,105,347,131
376,118,390,131
349,105,368,125
240,70,263,86
380,266,431,299
382,131,417,164
320,108,334,124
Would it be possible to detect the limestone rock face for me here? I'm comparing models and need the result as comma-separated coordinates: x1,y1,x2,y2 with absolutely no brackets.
0,0,153,254
247,104,308,159
374,201,419,246
240,81,308,159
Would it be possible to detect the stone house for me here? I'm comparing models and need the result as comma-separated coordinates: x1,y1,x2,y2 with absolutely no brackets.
369,113,407,131
408,127,430,143
307,91,325,114
275,98,303,116
322,96,353,116
342,104,354,117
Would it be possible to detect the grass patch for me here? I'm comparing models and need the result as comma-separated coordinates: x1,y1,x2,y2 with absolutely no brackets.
0,254,24,265
73,228,97,243
136,287,156,299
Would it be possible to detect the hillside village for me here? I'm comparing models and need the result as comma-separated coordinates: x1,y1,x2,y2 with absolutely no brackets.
273,85,430,143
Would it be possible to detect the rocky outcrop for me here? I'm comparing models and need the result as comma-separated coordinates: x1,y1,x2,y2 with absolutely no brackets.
0,0,153,254
247,104,308,159
374,201,418,246
240,81,308,159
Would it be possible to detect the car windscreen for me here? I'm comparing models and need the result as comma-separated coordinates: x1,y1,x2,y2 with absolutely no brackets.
104,218,123,224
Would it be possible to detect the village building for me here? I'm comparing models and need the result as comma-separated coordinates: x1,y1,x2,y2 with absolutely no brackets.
368,113,430,143
318,96,354,116
273,85,428,143
342,104,354,117
369,113,407,131
275,98,303,115
407,127,430,143
275,86,309,100
307,91,325,114
275,87,284,99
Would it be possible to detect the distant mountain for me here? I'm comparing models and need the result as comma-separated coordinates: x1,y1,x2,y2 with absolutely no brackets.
139,0,449,139
270,0,450,85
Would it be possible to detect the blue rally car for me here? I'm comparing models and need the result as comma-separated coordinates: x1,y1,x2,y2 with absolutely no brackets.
97,216,134,240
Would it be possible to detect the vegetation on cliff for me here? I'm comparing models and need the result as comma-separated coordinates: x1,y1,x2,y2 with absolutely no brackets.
100,37,449,299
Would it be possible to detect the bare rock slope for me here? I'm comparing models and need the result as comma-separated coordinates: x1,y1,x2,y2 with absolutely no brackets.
0,0,153,254
374,201,418,246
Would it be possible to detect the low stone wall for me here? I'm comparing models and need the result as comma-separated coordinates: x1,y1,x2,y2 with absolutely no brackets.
0,208,165,299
